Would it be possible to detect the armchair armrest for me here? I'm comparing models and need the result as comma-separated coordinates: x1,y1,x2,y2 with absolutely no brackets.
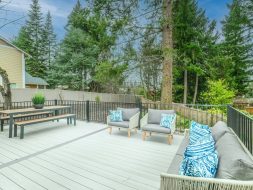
129,112,140,129
170,115,176,134
184,129,189,136
140,113,148,129
107,115,111,125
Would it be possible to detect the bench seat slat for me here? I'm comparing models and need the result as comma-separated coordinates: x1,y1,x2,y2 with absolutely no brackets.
1,112,52,120
15,114,76,126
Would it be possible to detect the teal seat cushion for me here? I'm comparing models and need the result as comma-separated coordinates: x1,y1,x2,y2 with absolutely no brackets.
189,121,211,144
160,113,176,129
142,124,171,134
179,134,218,178
109,110,123,122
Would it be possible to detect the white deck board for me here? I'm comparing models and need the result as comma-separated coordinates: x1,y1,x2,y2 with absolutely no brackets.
0,120,183,190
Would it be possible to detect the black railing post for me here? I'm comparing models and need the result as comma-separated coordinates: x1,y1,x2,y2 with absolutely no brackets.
86,100,90,122
227,105,230,127
54,99,58,106
138,102,143,129
54,99,59,121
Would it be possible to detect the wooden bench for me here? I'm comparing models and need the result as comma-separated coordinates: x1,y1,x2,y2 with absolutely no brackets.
14,114,76,139
0,112,53,131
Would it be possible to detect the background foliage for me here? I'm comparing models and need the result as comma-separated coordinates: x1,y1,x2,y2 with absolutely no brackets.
12,0,253,104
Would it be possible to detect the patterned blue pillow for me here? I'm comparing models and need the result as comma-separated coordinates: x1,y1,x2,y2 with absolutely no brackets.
109,110,123,122
179,134,218,178
189,121,211,144
160,114,176,129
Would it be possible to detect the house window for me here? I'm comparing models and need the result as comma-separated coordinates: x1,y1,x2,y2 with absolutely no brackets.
10,83,16,88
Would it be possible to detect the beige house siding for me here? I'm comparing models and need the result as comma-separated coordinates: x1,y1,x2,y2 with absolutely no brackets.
0,39,9,46
0,44,24,88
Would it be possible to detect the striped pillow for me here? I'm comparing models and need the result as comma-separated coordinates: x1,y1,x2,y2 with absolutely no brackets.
189,121,211,144
179,134,218,178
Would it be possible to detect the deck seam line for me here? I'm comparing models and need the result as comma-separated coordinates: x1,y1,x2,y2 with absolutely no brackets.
0,172,26,190
17,162,71,190
0,127,108,170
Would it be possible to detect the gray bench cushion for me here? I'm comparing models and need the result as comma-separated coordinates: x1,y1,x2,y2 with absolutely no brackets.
148,109,175,124
167,154,183,174
215,132,253,180
176,133,189,156
142,124,171,134
117,108,139,121
211,121,231,142
108,121,129,128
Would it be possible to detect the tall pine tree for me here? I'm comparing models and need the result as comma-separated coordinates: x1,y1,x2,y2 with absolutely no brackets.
222,0,253,95
173,0,217,103
13,0,57,79
25,0,45,78
42,11,57,68
49,0,135,91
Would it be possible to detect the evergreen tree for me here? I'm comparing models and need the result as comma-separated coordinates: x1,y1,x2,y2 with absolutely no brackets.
26,0,45,78
13,0,46,78
138,26,162,101
173,0,217,103
13,26,32,52
42,11,57,68
49,0,135,91
222,0,253,95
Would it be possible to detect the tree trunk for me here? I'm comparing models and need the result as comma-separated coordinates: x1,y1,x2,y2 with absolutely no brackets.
161,0,173,105
193,74,199,104
183,70,188,104
0,67,12,108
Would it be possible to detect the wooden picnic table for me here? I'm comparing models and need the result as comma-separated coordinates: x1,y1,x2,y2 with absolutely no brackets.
0,106,71,138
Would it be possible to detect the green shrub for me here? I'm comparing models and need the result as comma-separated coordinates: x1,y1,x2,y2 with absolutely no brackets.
32,93,45,105
95,96,100,103
201,80,235,105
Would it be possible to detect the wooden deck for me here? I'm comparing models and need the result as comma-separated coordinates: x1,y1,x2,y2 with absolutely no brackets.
0,120,183,190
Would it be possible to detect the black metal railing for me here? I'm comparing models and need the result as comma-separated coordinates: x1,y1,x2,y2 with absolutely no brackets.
0,100,227,132
1,100,252,154
227,106,253,154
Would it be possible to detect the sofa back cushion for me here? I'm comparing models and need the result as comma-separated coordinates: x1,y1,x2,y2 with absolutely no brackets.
117,108,139,121
215,132,253,180
211,121,231,142
148,109,175,124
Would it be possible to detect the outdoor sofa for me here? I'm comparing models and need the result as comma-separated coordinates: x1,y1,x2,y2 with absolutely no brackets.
140,109,176,144
160,121,253,190
107,108,140,137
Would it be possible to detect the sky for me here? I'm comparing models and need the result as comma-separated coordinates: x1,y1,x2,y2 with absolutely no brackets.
0,0,232,41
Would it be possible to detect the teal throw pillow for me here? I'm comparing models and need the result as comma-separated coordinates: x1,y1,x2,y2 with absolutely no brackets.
179,134,218,178
109,110,123,122
160,113,176,129
189,120,211,144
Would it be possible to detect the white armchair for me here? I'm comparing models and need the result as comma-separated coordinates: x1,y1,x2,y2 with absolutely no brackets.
107,108,140,137
140,109,176,144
